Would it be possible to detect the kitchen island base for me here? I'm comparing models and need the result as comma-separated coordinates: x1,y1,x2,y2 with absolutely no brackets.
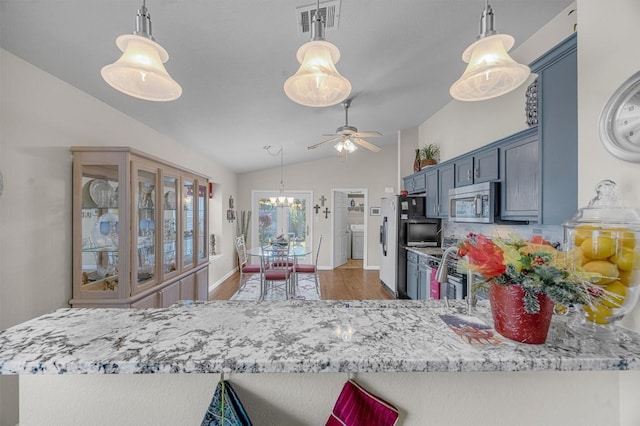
19,370,640,426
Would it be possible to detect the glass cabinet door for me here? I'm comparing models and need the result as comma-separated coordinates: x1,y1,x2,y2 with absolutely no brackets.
182,178,195,269
162,173,179,278
197,182,208,263
79,164,121,296
134,167,158,292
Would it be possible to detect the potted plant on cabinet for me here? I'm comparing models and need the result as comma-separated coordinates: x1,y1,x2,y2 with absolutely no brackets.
420,144,440,168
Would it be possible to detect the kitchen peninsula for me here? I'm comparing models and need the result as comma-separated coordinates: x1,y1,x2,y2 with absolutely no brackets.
2,300,640,425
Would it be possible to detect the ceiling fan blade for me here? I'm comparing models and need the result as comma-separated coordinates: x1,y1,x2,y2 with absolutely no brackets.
354,138,382,152
354,131,382,138
307,136,341,150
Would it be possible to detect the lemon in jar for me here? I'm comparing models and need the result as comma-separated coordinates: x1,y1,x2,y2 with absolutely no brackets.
610,228,637,249
619,270,640,287
583,303,612,325
574,225,598,246
583,260,619,285
581,236,616,260
609,247,636,272
601,280,627,308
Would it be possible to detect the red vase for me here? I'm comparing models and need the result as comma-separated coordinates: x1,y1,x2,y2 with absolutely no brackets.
488,283,554,344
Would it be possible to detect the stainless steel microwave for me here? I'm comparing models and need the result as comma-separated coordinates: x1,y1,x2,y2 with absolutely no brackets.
448,181,499,223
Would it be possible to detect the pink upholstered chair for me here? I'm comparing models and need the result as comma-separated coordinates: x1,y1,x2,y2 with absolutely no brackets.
294,235,322,294
235,236,264,290
261,243,294,300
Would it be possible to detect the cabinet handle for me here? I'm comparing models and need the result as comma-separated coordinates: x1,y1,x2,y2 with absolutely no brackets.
474,168,479,178
467,169,472,180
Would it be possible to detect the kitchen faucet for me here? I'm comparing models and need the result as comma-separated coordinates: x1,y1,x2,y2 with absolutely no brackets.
435,246,458,309
435,246,477,315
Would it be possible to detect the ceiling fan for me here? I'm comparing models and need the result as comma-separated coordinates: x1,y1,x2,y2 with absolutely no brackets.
308,100,382,154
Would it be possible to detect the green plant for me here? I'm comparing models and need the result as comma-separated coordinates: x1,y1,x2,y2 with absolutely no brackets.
420,144,440,162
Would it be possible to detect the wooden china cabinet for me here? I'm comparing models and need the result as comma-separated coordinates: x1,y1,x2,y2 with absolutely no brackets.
70,147,210,308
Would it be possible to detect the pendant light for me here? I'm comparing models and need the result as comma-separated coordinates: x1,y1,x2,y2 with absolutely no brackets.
450,1,530,102
265,146,294,206
284,0,351,107
101,0,182,102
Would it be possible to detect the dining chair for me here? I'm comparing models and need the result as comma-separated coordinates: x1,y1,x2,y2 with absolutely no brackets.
261,243,294,300
294,235,322,294
235,235,264,290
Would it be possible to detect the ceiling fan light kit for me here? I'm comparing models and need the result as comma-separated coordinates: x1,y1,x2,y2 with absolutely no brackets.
450,2,530,102
284,0,351,107
308,100,382,155
101,1,182,102
335,138,357,153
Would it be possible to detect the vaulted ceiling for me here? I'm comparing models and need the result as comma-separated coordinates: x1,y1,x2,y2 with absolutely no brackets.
0,0,573,173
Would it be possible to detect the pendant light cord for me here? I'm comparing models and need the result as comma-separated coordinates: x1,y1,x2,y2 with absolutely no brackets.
264,145,285,194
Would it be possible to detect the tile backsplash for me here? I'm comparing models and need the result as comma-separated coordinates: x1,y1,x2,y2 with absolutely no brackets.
442,221,564,248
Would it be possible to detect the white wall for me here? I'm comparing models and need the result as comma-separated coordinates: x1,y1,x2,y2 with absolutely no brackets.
0,49,238,425
17,370,628,426
577,1,640,330
238,147,396,269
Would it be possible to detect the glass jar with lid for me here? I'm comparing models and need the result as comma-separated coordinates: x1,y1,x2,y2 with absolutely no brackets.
563,180,640,326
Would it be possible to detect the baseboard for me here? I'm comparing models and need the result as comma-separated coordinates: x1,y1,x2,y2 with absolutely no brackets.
208,268,237,292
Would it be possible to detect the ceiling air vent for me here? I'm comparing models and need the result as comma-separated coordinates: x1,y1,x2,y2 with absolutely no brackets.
296,0,341,36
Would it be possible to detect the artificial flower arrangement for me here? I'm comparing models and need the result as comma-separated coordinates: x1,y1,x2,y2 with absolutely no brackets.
457,233,593,314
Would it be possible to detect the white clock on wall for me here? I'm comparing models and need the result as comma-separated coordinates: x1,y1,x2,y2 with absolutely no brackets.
599,70,640,162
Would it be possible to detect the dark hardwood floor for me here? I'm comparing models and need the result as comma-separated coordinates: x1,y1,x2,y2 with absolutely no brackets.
209,259,394,300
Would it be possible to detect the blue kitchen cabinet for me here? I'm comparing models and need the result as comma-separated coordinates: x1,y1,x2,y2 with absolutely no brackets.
531,32,578,225
500,128,540,221
454,149,499,188
403,170,427,194
454,155,474,187
500,33,577,224
437,163,455,219
424,163,454,219
407,251,429,300
425,169,438,218
417,255,429,300
406,251,419,300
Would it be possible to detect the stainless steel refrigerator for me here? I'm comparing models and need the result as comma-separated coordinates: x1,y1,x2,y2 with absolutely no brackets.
379,196,425,297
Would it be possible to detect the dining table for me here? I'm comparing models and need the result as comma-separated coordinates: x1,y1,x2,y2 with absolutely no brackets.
245,244,314,299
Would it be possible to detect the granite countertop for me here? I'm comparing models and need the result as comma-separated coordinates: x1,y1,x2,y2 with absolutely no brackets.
1,300,640,375
405,247,446,258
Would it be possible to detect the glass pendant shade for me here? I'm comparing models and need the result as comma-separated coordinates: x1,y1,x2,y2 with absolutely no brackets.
284,40,352,107
101,34,182,102
450,34,530,102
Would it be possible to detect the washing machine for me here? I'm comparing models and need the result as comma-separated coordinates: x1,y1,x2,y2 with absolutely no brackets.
350,224,364,260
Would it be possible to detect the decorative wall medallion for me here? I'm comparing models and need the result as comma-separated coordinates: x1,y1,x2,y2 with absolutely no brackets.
525,77,539,127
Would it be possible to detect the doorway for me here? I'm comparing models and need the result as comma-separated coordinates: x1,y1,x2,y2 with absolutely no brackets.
331,188,367,269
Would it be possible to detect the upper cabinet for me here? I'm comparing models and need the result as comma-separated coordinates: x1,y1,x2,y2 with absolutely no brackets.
71,147,210,308
424,164,454,219
531,33,578,225
403,170,427,194
454,148,499,187
499,128,540,220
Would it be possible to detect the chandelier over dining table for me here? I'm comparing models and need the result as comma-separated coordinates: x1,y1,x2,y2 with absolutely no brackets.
264,145,294,206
